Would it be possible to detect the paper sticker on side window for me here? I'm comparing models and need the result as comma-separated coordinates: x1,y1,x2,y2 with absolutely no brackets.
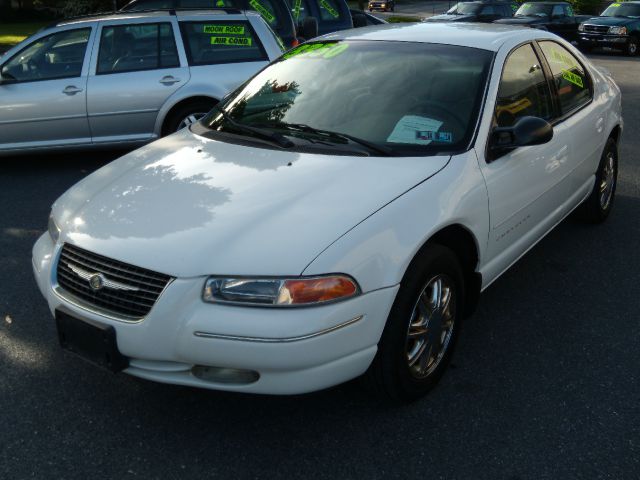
249,0,276,23
319,0,340,18
562,69,584,88
204,25,246,34
211,36,253,46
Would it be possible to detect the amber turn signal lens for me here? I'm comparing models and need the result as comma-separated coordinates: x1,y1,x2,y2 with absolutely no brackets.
279,276,358,305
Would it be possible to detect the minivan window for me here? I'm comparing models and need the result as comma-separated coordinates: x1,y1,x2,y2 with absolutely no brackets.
538,41,591,115
180,21,267,65
1,28,91,83
97,23,179,74
495,43,553,127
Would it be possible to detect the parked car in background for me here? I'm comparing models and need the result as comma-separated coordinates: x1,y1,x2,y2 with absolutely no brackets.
424,1,517,23
368,0,394,13
351,9,387,26
121,0,301,47
34,24,622,402
495,2,592,41
286,0,352,37
578,1,640,55
0,10,283,155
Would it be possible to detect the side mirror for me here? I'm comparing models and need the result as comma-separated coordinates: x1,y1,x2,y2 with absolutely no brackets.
353,13,368,27
490,116,553,156
299,16,319,40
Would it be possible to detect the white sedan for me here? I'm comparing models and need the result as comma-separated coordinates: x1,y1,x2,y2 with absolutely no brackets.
33,23,622,402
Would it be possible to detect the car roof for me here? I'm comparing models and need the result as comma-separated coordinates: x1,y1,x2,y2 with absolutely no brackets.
323,22,557,52
53,9,256,28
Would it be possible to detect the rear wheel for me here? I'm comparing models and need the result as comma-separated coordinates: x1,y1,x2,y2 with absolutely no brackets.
578,137,618,223
364,245,465,403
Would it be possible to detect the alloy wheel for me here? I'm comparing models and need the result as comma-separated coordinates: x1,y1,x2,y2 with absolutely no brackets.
405,274,456,379
600,150,616,210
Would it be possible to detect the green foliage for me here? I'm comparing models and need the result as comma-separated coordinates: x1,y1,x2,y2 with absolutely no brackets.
33,0,116,16
568,0,604,15
387,15,422,22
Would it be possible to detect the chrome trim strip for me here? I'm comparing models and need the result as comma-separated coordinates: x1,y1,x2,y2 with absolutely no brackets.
0,114,87,126
88,108,158,118
193,315,364,343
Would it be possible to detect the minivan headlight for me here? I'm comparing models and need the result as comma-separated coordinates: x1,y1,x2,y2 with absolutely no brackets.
48,214,60,243
203,275,359,306
609,26,627,35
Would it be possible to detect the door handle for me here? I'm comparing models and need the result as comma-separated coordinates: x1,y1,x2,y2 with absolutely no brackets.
159,76,181,85
63,86,83,95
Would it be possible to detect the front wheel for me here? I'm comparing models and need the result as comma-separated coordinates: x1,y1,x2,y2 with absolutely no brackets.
577,137,618,223
626,36,638,56
364,245,465,403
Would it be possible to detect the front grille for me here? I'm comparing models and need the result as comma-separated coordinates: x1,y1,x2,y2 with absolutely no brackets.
583,24,610,34
56,243,173,320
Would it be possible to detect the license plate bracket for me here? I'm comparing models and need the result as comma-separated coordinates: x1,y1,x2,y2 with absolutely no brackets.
55,311,129,372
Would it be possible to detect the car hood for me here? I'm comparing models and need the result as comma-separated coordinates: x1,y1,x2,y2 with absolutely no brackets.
425,14,476,22
582,16,637,27
495,16,542,25
53,129,450,278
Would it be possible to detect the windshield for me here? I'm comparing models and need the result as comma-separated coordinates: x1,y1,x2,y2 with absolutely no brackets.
200,41,493,156
447,3,482,14
602,2,640,17
515,3,553,16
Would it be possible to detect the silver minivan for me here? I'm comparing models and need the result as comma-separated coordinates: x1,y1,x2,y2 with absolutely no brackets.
0,10,284,155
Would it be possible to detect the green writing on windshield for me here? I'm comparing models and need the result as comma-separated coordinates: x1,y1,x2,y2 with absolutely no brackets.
249,0,276,23
611,3,621,6
293,0,302,21
562,69,584,88
319,0,340,18
203,25,245,34
211,36,253,46
283,42,348,59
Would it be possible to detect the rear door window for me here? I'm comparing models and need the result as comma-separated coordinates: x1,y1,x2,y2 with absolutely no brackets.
179,21,267,65
97,23,179,74
538,41,591,115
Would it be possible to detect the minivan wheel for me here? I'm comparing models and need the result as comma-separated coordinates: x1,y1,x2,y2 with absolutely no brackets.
578,137,618,223
162,101,216,136
364,245,465,403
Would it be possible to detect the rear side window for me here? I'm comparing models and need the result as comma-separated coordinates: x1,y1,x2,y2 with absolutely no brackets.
180,21,267,65
495,43,554,127
481,5,496,15
97,23,179,74
538,41,591,115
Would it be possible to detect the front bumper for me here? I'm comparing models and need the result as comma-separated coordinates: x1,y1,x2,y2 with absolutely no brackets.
578,33,629,47
33,234,399,395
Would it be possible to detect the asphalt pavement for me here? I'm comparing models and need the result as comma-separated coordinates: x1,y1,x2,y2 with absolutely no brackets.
0,54,639,479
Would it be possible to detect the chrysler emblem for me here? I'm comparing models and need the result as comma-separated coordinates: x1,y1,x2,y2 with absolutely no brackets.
89,273,106,291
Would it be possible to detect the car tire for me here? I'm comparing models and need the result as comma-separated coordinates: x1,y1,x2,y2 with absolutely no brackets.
578,137,618,223
364,244,465,403
162,100,217,136
626,36,638,56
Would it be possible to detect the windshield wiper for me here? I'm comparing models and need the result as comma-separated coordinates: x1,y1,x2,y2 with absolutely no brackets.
272,123,394,156
213,106,294,149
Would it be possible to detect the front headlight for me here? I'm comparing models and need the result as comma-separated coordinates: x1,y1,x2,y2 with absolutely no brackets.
578,23,585,32
48,214,60,243
203,275,359,307
609,26,628,35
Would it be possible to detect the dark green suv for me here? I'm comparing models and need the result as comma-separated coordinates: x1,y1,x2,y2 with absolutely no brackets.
578,1,640,56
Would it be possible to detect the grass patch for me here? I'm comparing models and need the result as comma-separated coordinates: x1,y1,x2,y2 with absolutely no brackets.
0,22,49,50
386,15,422,22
